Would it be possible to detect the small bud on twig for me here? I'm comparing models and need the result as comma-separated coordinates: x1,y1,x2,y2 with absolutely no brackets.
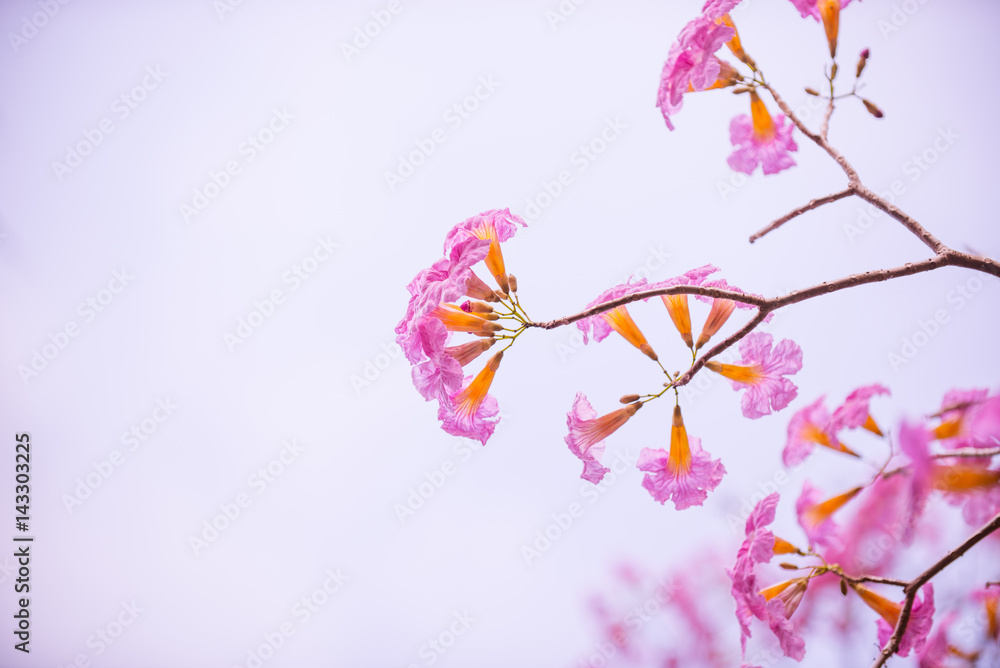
779,562,799,570
856,48,869,77
507,275,518,293
840,579,849,596
861,98,884,118
804,87,820,96
619,394,641,404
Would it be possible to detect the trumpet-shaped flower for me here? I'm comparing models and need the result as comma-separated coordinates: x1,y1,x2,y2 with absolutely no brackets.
788,0,855,57
693,279,770,350
396,236,490,363
439,352,503,444
933,388,1000,450
728,90,798,175
661,294,694,348
783,396,857,466
830,383,890,435
852,583,935,657
795,481,861,549
565,393,642,484
411,317,464,402
728,492,778,654
706,331,802,419
443,208,526,294
637,405,725,509
656,2,745,130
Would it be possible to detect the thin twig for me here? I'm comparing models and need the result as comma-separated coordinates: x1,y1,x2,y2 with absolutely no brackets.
749,186,855,243
870,512,1000,668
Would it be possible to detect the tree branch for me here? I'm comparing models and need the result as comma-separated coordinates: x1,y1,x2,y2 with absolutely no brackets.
749,186,855,243
870,512,1000,668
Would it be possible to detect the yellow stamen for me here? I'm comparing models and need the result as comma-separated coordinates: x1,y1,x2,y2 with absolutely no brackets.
803,487,862,528
931,465,1000,493
862,414,884,437
696,298,736,350
669,405,692,475
852,584,901,628
602,306,658,361
661,295,693,348
818,0,841,59
452,352,502,418
431,303,488,332
749,90,776,141
705,360,763,385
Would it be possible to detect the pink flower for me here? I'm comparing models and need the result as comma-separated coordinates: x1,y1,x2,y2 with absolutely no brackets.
783,396,855,466
728,90,797,175
828,474,908,576
788,0,856,20
728,493,778,654
830,383,890,434
692,278,772,351
411,317,464,402
565,393,642,484
706,331,802,419
874,584,935,657
656,4,744,130
899,419,934,541
788,0,857,57
933,388,1000,450
396,236,490,363
917,611,956,668
764,596,806,661
795,481,860,550
438,352,503,444
443,208,526,293
575,266,718,353
637,405,725,509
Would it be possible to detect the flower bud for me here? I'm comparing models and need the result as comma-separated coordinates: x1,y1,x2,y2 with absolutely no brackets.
804,87,820,96
856,48,869,77
507,274,518,293
862,98,884,118
619,394,641,404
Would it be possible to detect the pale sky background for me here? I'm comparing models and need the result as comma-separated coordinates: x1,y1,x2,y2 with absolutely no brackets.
1,1,998,667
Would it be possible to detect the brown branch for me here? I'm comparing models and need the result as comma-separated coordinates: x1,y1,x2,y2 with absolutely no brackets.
870,512,1000,668
851,183,946,254
749,186,855,243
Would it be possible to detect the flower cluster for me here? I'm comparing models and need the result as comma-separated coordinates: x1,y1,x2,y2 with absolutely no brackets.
565,268,801,508
725,387,1000,662
395,208,527,444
